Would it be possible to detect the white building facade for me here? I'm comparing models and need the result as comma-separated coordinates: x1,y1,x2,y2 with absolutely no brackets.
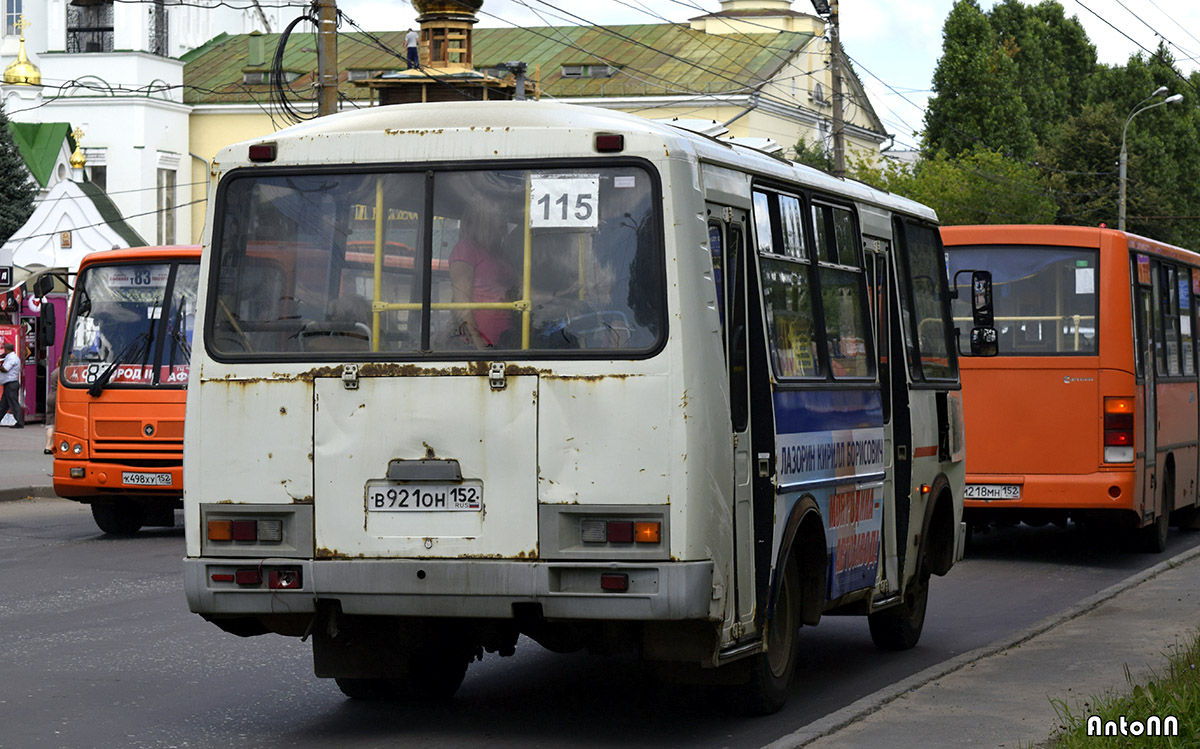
1,0,292,248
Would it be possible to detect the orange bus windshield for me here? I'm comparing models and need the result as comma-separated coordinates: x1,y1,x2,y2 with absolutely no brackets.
63,257,200,390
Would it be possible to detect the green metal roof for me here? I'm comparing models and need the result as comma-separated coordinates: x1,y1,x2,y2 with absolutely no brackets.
77,181,147,248
183,24,813,105
6,122,72,188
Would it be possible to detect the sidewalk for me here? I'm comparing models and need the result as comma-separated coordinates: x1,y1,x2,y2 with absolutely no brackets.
771,543,1200,748
0,421,57,501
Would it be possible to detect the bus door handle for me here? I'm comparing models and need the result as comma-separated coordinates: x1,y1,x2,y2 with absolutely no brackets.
757,452,771,478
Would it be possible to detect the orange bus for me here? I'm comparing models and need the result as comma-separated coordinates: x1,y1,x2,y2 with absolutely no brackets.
943,225,1200,552
53,246,201,534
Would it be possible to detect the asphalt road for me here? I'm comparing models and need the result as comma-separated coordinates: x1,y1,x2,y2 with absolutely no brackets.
2,497,1197,749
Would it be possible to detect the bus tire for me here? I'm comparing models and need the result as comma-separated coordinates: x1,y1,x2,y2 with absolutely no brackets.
91,501,144,535
738,555,800,715
335,677,390,700
405,646,470,701
868,559,929,651
1137,504,1166,556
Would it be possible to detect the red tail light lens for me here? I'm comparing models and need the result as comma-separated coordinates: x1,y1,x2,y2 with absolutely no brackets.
1103,397,1134,446
600,573,629,592
1103,397,1135,462
606,521,634,543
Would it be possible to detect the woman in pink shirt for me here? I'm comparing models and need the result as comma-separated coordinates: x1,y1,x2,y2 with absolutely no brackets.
449,205,515,348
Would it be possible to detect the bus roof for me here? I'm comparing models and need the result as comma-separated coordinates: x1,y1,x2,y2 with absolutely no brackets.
77,245,202,270
215,101,937,224
941,224,1200,264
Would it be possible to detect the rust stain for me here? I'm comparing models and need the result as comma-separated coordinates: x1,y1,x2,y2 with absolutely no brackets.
203,364,642,384
292,496,314,504
423,443,437,459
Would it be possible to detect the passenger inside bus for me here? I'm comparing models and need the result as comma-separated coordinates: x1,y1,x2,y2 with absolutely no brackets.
526,175,656,350
449,202,517,349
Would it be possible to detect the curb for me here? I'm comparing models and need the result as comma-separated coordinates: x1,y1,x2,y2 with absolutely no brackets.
766,542,1200,748
0,486,59,503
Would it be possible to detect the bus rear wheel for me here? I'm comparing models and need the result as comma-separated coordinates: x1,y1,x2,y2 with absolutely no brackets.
868,561,929,651
335,677,391,700
1141,471,1172,554
738,555,800,715
91,501,144,535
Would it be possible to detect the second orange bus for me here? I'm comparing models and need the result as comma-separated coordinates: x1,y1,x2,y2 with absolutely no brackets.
943,225,1200,552
53,246,201,534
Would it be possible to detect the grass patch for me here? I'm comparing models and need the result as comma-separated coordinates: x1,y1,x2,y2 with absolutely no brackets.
1047,629,1200,747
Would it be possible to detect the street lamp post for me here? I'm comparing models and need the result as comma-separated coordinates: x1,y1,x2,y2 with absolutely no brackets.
1119,87,1183,231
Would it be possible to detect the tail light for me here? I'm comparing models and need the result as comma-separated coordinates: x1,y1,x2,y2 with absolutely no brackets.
1104,397,1135,463
579,518,662,545
207,518,284,544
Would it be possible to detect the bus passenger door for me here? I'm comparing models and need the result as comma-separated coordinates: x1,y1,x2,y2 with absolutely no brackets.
708,206,756,628
867,240,901,595
1137,275,1157,521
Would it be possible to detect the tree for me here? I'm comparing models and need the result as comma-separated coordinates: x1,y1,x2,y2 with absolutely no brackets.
1037,101,1121,228
851,148,1056,226
987,0,1096,146
1040,46,1200,246
923,0,1037,161
0,104,35,246
791,135,832,172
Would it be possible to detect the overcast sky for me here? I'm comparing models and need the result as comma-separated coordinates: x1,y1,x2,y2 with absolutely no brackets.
324,0,1200,150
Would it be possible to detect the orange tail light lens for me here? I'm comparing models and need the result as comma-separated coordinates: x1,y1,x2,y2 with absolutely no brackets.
634,521,661,544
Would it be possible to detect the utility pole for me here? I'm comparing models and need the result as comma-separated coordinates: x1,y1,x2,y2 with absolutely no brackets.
315,0,339,117
828,0,845,178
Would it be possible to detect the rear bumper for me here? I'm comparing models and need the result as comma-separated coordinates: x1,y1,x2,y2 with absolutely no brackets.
964,470,1136,511
183,557,715,621
54,459,183,499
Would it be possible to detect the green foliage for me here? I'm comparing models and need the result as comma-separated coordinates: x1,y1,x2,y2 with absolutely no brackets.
913,2,1200,248
0,104,35,246
923,0,1037,161
1047,631,1200,747
850,149,1056,226
1038,45,1200,246
1038,102,1121,228
792,135,832,173
987,0,1096,146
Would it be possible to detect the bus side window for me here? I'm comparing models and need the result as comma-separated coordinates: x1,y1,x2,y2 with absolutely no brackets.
753,189,822,379
1185,268,1196,376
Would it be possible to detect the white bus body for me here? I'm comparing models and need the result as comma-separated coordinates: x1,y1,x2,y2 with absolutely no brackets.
184,102,965,713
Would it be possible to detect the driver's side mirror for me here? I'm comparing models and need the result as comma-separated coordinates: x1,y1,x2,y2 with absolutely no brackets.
41,301,56,347
953,269,998,357
969,270,997,356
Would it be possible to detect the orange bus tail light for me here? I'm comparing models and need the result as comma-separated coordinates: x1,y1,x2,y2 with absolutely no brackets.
1103,397,1135,463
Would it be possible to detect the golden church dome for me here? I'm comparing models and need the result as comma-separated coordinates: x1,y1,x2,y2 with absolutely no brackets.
3,19,41,87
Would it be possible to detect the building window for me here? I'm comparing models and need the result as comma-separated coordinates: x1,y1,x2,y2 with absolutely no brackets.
149,0,168,57
67,1,114,53
4,0,21,37
157,168,176,245
88,165,106,191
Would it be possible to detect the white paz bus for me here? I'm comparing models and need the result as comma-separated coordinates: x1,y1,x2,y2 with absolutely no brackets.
183,101,969,714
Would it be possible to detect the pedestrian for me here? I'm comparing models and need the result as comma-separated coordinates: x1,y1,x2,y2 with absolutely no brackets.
0,342,23,428
43,367,57,454
405,28,419,69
